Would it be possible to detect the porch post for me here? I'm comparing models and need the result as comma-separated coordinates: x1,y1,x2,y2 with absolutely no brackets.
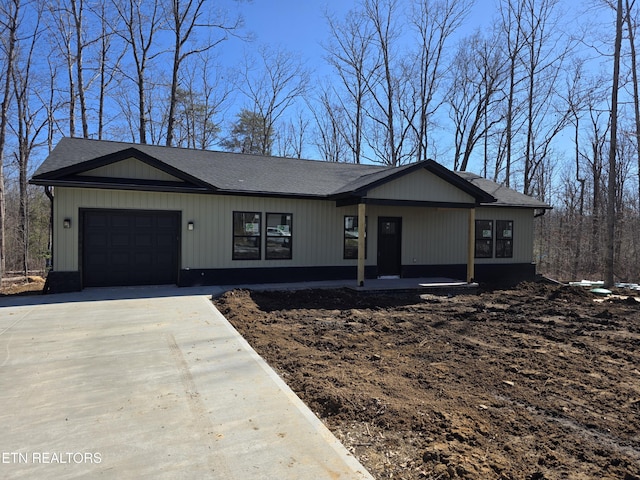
467,208,476,283
357,202,366,286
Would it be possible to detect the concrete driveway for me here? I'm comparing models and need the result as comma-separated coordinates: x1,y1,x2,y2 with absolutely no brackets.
0,286,372,479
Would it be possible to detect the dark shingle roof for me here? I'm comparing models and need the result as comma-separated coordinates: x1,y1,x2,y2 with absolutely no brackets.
31,137,551,209
454,171,551,209
32,138,387,197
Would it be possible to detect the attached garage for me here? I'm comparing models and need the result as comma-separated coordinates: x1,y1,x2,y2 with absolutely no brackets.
81,209,180,287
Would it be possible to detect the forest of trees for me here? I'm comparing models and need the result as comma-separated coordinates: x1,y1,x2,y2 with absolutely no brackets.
0,0,639,286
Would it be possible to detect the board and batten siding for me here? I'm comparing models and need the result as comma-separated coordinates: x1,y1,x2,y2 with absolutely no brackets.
53,188,537,273
474,207,535,264
365,205,469,265
83,158,183,182
53,187,367,271
367,168,475,204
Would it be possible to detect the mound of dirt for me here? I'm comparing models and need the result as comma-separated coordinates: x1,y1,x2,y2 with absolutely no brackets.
215,283,640,480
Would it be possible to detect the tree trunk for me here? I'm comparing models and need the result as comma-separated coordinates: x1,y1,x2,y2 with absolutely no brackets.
0,0,19,283
605,0,623,287
625,0,640,208
71,0,89,138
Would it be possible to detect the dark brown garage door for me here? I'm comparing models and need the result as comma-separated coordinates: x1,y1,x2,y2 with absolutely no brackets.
82,209,180,287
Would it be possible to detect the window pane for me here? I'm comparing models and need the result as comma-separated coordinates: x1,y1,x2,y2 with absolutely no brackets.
380,221,396,235
233,212,261,260
496,220,513,239
233,236,260,260
496,239,513,258
475,240,493,258
475,220,493,258
475,220,493,240
496,220,513,258
344,238,358,259
344,215,366,259
233,212,261,236
266,213,292,260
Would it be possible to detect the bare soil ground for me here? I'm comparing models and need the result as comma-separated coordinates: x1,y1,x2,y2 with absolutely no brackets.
214,282,640,480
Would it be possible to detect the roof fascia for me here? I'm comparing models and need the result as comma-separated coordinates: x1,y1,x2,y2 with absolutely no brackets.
336,197,476,209
29,178,329,200
336,160,497,204
343,162,427,197
31,147,216,191
422,161,496,203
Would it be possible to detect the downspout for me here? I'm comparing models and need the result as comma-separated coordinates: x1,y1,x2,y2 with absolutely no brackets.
357,202,366,287
44,186,54,271
467,208,476,283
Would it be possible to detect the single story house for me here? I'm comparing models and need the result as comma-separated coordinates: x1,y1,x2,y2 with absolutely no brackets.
30,137,551,293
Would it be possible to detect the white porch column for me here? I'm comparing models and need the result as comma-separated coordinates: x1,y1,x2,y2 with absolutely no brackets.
467,207,476,283
357,202,366,286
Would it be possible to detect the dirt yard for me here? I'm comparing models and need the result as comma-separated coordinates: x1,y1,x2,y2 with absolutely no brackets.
214,282,640,480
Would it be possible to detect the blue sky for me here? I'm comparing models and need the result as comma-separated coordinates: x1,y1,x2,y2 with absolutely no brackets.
218,0,499,164
230,0,496,70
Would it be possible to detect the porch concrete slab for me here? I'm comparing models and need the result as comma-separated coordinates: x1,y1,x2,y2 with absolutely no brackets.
208,277,476,296
0,288,372,479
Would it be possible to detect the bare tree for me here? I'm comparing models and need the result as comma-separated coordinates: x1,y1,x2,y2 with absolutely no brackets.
70,0,89,138
584,103,610,276
164,0,241,146
323,6,374,163
47,0,77,136
91,1,125,140
46,0,102,138
171,53,233,150
238,45,309,156
11,3,47,276
362,0,404,165
498,0,528,187
520,0,573,196
112,0,164,144
275,110,309,159
447,31,506,172
625,0,640,204
311,85,349,162
0,0,20,282
408,0,474,163
605,0,624,286
564,60,588,279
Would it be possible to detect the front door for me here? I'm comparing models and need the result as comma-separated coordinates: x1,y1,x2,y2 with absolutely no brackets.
377,217,402,277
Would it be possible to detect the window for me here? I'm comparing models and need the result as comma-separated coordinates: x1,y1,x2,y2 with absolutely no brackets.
475,219,493,258
233,212,261,260
496,220,514,258
344,215,367,259
266,213,292,259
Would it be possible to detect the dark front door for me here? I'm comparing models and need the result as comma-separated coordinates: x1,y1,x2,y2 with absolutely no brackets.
377,217,402,277
82,209,180,287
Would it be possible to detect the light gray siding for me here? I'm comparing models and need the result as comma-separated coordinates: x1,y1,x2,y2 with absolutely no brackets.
367,169,475,204
54,187,369,271
83,157,183,182
475,207,535,264
53,188,536,273
364,205,469,265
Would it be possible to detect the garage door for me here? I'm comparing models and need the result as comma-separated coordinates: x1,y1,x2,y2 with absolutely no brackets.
82,209,180,287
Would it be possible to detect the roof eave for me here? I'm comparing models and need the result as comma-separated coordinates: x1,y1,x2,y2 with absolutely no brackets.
29,177,212,194
34,146,217,191
338,160,497,204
